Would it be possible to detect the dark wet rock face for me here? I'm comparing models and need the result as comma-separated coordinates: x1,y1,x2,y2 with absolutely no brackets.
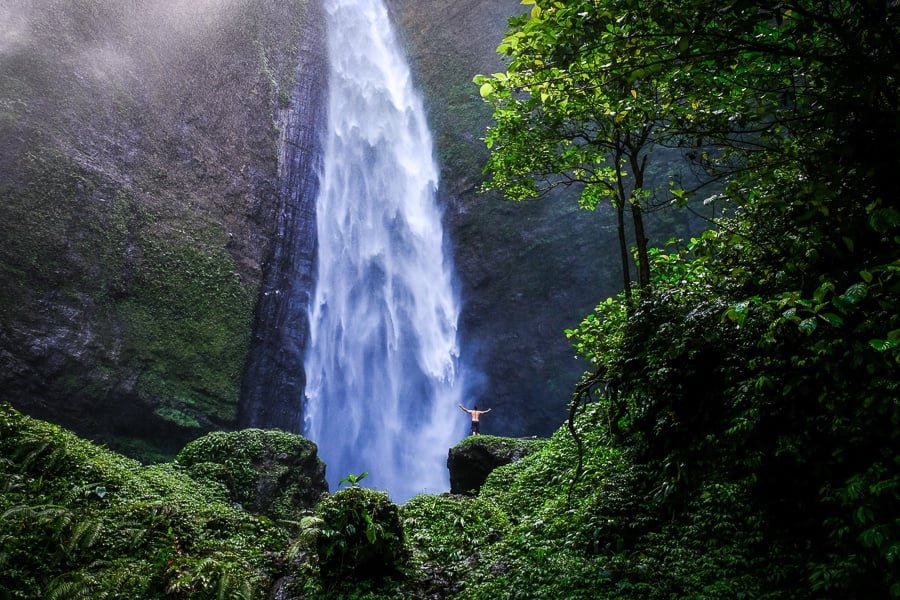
238,0,328,432
447,435,546,495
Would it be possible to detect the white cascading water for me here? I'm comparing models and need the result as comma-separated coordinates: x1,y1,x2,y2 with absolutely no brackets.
304,0,466,502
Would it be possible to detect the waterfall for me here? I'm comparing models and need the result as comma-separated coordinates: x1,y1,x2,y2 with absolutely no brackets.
304,0,466,502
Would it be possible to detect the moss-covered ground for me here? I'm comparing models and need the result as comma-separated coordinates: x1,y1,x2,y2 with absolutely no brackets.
4,396,895,599
0,404,290,600
0,403,774,600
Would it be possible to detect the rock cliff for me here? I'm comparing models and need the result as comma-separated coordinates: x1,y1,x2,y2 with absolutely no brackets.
238,0,326,432
0,0,315,457
176,428,327,520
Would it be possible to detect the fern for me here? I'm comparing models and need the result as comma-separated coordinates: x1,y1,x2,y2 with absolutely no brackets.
0,458,22,493
1,472,23,493
2,503,72,525
63,518,102,555
0,534,10,566
237,579,253,600
46,574,103,600
217,571,253,600
285,515,324,561
18,440,50,471
216,571,231,600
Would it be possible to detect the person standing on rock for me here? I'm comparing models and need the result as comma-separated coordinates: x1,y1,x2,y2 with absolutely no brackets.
459,404,491,436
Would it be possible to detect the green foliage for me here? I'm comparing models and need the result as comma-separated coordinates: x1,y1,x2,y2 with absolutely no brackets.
403,495,509,566
339,472,369,488
444,404,773,599
176,429,325,521
454,434,547,456
473,0,900,598
314,487,406,585
0,405,291,600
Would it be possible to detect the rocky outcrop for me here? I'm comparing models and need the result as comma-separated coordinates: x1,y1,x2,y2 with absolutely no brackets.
447,435,546,495
176,428,327,520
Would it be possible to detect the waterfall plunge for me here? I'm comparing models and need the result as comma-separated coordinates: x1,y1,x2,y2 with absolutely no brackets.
304,0,467,502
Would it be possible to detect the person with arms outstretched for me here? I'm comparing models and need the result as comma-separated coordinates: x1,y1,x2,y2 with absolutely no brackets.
459,404,491,435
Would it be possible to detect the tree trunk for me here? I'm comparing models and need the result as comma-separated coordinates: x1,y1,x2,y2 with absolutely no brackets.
616,196,632,306
631,201,651,289
613,142,633,306
630,151,651,290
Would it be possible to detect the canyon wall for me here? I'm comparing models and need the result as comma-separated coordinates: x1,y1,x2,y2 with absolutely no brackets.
0,0,314,458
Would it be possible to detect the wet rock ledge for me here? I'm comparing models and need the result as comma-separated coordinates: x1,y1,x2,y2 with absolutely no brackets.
447,435,547,495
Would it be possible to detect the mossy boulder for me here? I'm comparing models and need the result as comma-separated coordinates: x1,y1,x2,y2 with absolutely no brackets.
447,435,547,495
176,429,327,521
315,486,405,583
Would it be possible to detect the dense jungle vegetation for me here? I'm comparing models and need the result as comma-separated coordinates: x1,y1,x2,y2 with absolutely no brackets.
469,0,899,596
1,0,897,598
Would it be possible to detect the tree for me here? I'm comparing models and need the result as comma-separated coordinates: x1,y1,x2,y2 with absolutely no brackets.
483,1,900,596
475,0,674,303
479,0,899,297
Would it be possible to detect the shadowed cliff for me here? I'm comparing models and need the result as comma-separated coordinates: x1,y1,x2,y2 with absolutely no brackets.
0,0,314,457
238,0,326,432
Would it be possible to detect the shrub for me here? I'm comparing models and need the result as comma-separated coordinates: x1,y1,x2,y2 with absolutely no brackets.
315,487,405,583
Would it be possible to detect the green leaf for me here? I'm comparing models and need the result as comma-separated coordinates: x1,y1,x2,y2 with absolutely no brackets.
869,339,898,352
479,82,495,98
813,281,834,303
841,283,867,305
798,318,817,335
869,207,900,233
818,313,843,327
